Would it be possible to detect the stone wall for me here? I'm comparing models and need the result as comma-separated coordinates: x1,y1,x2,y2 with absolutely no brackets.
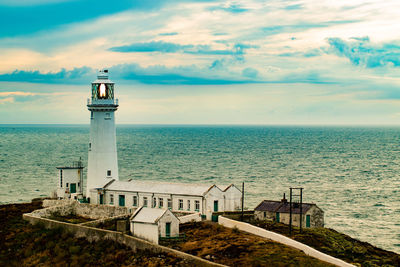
178,213,202,224
23,213,225,267
39,201,133,220
218,216,354,267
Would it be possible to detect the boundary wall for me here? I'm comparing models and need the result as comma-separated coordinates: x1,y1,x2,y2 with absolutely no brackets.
178,213,202,224
40,200,132,220
218,216,355,267
23,213,226,267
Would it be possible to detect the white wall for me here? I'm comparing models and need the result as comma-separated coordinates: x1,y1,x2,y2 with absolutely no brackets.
158,210,180,237
178,213,202,224
218,216,355,267
87,108,119,197
224,186,242,211
131,222,159,244
204,186,225,220
57,168,82,198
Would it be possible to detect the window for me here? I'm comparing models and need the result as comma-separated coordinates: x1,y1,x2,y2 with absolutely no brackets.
60,170,63,187
110,194,114,205
107,170,111,176
78,182,80,188
143,197,148,207
133,196,137,206
90,111,94,119
66,183,69,188
159,198,163,208
179,199,183,210
105,113,111,120
187,200,191,211
152,197,157,208
168,199,172,209
195,200,200,211
89,143,91,150
264,211,266,218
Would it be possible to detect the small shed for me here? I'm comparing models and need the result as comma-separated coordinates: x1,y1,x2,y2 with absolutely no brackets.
130,207,179,244
254,197,324,228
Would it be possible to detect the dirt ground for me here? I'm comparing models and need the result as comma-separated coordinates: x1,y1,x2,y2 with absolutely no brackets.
165,221,337,267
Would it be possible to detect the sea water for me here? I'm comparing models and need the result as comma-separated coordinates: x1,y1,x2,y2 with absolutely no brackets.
0,125,399,253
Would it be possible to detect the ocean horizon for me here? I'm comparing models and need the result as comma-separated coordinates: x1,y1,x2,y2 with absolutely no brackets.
1,124,399,253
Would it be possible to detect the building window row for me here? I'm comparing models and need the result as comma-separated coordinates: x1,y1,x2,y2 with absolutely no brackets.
108,193,200,212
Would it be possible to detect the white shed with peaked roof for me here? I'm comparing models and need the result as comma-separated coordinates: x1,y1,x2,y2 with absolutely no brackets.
130,207,179,244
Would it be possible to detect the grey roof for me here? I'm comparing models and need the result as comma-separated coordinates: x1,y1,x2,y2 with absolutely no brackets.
255,200,316,214
131,207,172,223
105,180,228,196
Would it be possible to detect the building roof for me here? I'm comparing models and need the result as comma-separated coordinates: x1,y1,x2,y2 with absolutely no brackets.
130,207,173,223
255,200,316,214
104,180,231,196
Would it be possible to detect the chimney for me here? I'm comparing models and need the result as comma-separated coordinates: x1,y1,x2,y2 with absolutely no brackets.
281,193,287,203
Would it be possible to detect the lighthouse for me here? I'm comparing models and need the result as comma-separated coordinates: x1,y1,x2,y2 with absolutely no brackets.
86,69,119,200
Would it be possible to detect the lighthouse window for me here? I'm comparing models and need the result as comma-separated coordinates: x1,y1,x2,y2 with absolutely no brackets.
90,111,94,119
107,170,111,176
105,113,111,120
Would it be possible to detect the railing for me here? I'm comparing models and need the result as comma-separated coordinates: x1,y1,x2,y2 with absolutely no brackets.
87,98,118,106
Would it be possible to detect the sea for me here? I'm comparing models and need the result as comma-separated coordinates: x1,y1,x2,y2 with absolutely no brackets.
0,125,399,253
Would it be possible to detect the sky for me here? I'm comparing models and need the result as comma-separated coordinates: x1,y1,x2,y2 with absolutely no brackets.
1,0,400,124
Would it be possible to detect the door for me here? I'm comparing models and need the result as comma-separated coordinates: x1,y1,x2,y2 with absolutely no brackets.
99,194,104,204
214,200,218,212
276,212,280,223
119,195,125,207
70,183,76,194
166,222,171,237
306,215,311,227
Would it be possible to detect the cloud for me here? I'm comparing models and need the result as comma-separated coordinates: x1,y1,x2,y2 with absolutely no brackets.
242,68,258,78
208,3,248,13
0,67,95,83
278,48,323,58
284,4,303,10
109,41,257,58
327,37,400,68
262,20,359,36
0,0,167,37
0,64,260,85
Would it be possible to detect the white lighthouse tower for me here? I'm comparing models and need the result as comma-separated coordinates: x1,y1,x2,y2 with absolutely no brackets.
86,69,119,200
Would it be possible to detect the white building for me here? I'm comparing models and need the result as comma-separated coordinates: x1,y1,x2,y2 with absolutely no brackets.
88,180,242,220
54,70,245,219
86,69,119,198
130,207,179,244
56,160,83,199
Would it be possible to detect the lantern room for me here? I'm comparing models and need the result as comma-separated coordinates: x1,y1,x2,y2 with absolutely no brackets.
91,69,114,100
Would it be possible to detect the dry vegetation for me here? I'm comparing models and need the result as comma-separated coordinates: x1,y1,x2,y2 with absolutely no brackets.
252,220,400,267
0,202,189,267
165,221,336,267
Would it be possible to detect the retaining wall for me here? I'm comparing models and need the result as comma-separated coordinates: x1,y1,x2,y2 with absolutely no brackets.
39,201,133,220
218,216,355,267
23,213,225,267
178,213,202,224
